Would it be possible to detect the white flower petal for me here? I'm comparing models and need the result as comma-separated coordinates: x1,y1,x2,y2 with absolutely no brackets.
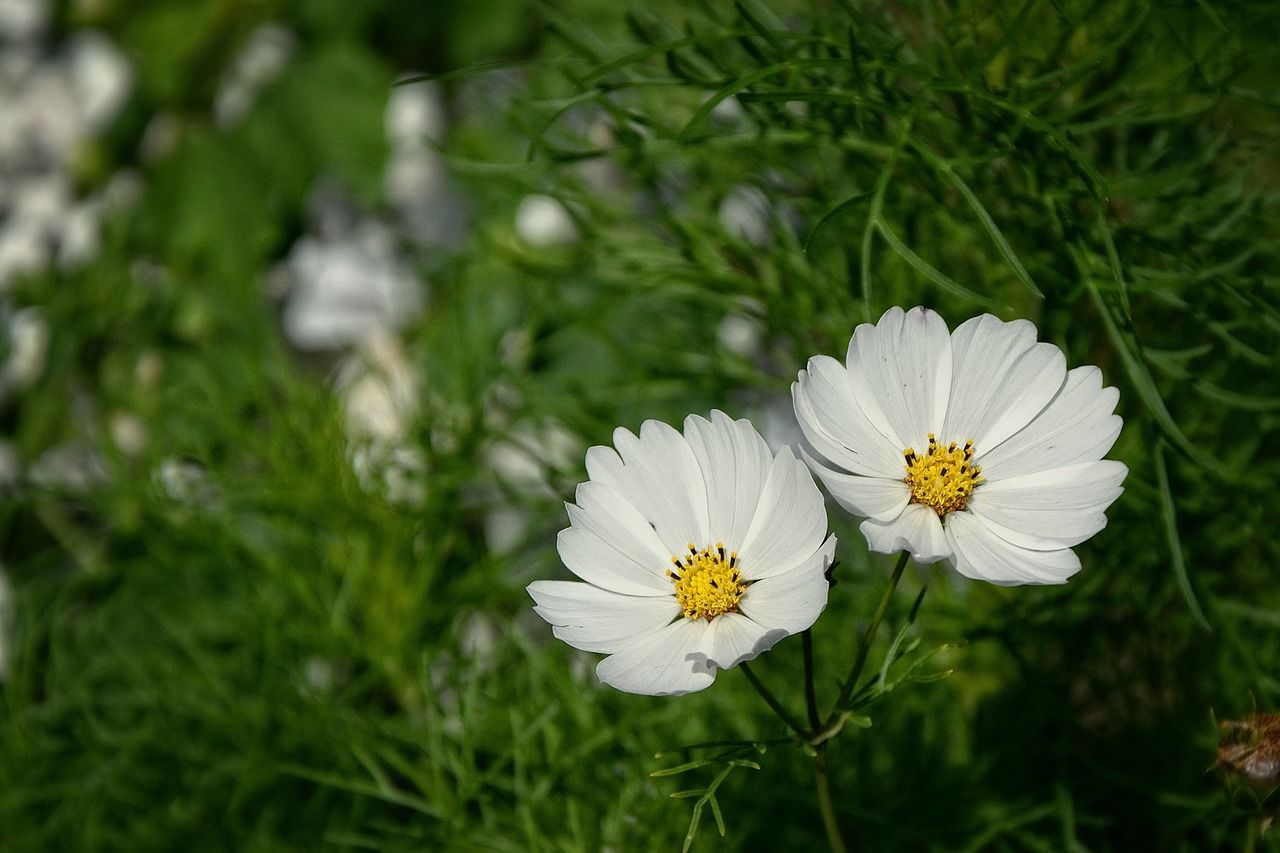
966,460,1127,549
737,447,828,580
858,503,951,563
696,612,785,671
529,580,680,653
845,322,905,449
976,366,1122,480
801,450,909,522
683,410,773,551
739,534,835,633
942,315,1067,451
558,486,677,596
792,355,904,478
595,617,717,696
853,306,952,448
945,511,1081,586
585,420,711,556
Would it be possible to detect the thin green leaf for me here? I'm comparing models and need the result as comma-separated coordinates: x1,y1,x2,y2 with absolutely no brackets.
908,141,1043,298
1084,278,1210,469
1094,205,1131,320
876,220,1003,309
1154,440,1211,630
803,190,873,254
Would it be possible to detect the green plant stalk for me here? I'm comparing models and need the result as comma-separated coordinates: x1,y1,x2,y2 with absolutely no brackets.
740,661,808,737
828,551,911,721
802,628,821,731
814,744,849,853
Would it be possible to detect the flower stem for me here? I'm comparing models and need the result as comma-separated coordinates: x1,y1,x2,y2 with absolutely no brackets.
740,661,808,737
814,744,849,853
829,550,911,720
802,628,821,731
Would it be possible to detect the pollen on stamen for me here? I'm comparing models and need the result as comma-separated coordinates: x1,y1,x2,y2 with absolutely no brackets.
903,436,984,517
669,543,748,621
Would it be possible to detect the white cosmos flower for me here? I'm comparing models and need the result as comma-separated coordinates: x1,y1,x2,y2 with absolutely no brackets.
528,411,836,696
793,306,1126,586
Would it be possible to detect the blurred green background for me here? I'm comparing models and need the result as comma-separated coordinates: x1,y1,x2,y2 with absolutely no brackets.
2,0,1279,849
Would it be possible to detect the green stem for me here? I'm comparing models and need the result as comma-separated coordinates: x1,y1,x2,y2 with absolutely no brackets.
802,628,821,731
1243,814,1258,853
829,551,911,721
814,745,849,853
740,661,808,737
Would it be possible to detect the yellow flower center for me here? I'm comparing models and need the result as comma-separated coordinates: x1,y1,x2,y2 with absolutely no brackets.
667,543,746,621
903,433,984,517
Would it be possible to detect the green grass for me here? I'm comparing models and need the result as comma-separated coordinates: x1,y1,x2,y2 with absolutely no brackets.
3,0,1280,849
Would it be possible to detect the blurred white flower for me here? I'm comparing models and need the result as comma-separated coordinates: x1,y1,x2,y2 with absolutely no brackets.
109,410,147,457
28,442,107,493
0,26,131,288
716,308,764,360
528,411,835,696
482,419,580,555
280,215,424,351
336,331,426,507
154,458,218,507
386,77,446,148
1,305,49,394
718,184,771,246
336,330,419,442
213,23,294,127
515,194,577,247
0,0,47,42
794,306,1126,586
64,31,131,132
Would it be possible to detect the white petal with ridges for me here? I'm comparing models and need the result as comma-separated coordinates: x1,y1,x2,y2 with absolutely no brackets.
943,315,1066,450
856,306,952,449
696,612,785,671
585,419,710,556
965,460,1126,549
737,447,828,579
739,535,835,633
528,580,680,653
845,321,906,449
684,410,772,551
557,514,674,596
792,355,904,478
977,366,1122,480
802,451,909,522
595,617,716,696
945,511,1081,586
858,503,951,563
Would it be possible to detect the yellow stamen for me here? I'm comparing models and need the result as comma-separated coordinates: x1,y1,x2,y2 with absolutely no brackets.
903,433,984,517
667,542,746,621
